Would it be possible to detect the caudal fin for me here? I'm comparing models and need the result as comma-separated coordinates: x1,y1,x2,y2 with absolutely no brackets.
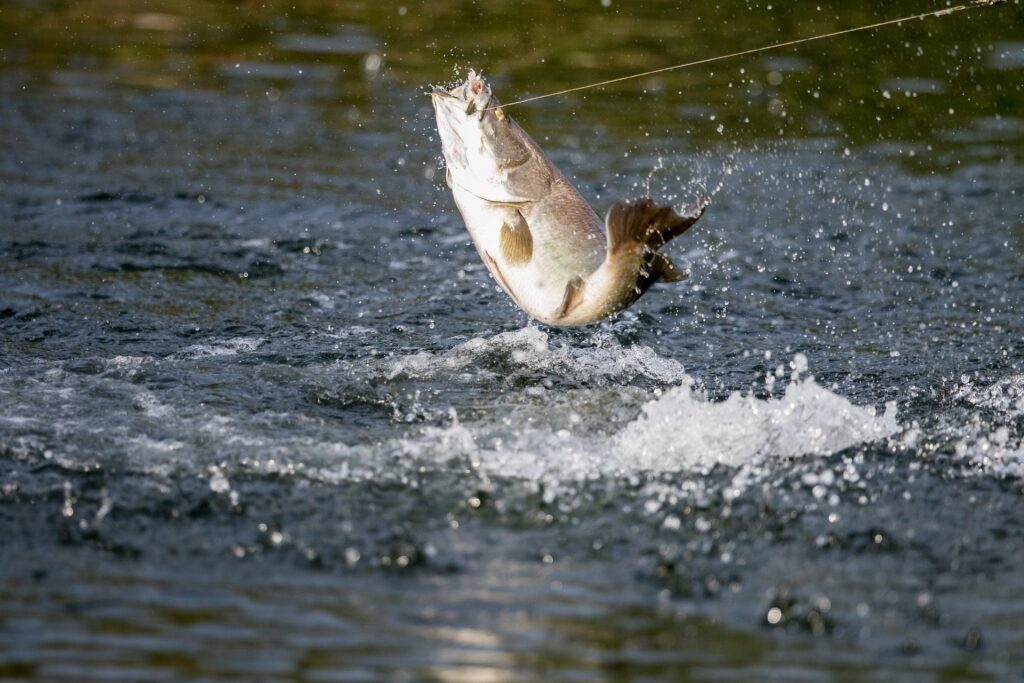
605,195,709,254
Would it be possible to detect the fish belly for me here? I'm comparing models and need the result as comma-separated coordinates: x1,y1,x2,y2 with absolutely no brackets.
451,184,575,318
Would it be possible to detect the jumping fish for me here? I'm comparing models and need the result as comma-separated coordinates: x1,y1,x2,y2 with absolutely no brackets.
431,70,708,326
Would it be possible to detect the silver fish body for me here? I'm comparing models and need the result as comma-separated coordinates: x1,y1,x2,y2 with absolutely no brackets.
431,70,707,326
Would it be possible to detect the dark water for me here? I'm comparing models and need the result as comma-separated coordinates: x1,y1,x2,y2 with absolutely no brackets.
2,1,1024,680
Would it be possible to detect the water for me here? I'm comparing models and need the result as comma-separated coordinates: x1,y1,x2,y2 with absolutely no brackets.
2,1,1023,680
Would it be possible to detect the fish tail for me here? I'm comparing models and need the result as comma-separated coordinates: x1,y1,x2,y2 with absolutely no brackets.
606,195,709,253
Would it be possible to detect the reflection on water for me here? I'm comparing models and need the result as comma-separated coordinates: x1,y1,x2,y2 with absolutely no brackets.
1,0,1023,681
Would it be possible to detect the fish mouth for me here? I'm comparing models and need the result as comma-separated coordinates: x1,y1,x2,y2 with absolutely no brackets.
430,86,458,100
430,70,493,117
431,70,501,177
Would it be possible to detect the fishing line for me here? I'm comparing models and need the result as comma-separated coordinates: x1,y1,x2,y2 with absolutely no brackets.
486,0,1005,111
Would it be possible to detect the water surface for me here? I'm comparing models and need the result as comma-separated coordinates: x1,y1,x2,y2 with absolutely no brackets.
2,1,1024,680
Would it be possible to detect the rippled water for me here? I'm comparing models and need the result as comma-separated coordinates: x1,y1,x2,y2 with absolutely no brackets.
2,1,1024,680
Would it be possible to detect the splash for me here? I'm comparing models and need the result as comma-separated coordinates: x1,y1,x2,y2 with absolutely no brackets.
949,374,1024,479
0,331,901,491
953,373,1024,418
394,373,899,485
613,379,898,471
380,327,689,385
175,337,266,359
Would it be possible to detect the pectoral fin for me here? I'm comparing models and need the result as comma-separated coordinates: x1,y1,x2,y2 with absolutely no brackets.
499,211,533,266
605,195,709,254
554,275,586,319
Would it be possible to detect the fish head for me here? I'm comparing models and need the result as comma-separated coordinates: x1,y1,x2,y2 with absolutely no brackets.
431,70,545,202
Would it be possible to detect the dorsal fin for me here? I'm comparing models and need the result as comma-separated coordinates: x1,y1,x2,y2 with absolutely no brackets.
605,196,709,254
554,275,586,319
499,211,533,266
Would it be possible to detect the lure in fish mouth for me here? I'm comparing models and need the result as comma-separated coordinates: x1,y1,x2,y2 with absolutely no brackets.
431,70,709,327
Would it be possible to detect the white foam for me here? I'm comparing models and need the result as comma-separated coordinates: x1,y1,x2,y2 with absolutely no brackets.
948,375,1024,479
614,379,899,470
957,437,1024,480
132,391,174,418
109,337,898,488
175,337,265,359
100,355,151,378
388,376,899,487
954,374,1024,418
0,335,902,492
381,326,689,385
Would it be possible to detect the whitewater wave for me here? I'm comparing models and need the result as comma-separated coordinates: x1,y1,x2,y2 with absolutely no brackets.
0,330,904,489
378,327,689,385
392,376,899,485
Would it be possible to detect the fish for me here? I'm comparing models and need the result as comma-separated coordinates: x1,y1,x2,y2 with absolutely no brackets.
431,70,708,327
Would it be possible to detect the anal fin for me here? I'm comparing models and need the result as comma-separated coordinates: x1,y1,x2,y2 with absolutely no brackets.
554,275,586,319
482,250,515,298
650,252,688,283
